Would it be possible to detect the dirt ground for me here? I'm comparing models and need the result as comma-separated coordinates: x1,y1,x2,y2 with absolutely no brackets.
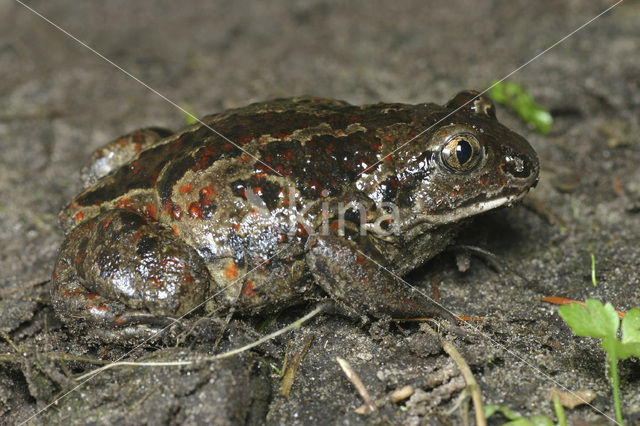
1,0,639,424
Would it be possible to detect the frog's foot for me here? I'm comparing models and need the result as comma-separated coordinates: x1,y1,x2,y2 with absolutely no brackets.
81,127,173,187
305,235,455,322
51,209,212,331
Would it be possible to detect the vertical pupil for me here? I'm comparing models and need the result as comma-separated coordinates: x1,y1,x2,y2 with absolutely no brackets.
456,140,472,165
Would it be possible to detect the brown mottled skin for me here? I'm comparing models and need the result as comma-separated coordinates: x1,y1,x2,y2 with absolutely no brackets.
51,91,539,338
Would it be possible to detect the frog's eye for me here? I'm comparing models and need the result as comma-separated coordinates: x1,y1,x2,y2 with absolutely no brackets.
440,133,483,172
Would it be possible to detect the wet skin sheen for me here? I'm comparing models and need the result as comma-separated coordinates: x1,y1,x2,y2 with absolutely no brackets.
51,91,539,338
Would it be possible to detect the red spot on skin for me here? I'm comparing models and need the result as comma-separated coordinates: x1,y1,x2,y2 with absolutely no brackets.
87,293,98,300
171,225,179,235
480,177,488,186
76,254,83,264
149,171,160,185
273,131,290,139
240,154,250,163
275,165,292,176
232,223,241,231
259,137,267,144
357,255,366,266
330,221,340,229
74,288,82,295
383,155,392,163
499,178,506,186
74,211,85,222
97,304,109,312
200,185,215,202
115,197,135,211
133,141,143,151
241,280,257,298
52,271,58,281
63,290,70,298
131,160,142,175
309,179,322,193
278,234,287,242
115,315,126,326
254,164,267,179
146,202,157,220
188,202,202,218
182,273,194,283
224,262,239,279
115,138,128,148
239,135,252,144
133,231,144,241
383,135,393,142
281,150,294,161
336,130,345,136
179,184,193,193
151,278,164,288
296,223,308,237
103,216,112,228
165,201,182,220
161,258,182,269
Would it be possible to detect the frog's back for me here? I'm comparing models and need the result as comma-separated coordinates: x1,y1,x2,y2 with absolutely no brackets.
62,97,431,231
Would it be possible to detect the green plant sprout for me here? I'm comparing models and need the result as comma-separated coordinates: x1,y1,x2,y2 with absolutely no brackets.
488,81,553,135
590,253,597,287
180,102,198,125
558,299,640,425
484,395,566,425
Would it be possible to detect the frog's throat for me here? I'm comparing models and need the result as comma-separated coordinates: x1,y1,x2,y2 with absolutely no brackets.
417,191,527,227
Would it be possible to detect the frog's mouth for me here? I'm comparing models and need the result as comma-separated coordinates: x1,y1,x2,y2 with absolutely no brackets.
408,190,529,229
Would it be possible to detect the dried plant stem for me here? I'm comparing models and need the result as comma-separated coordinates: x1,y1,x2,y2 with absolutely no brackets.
336,356,377,414
74,304,326,381
421,323,486,426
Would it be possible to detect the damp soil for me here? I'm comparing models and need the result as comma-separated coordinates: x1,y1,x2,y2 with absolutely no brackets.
1,1,640,424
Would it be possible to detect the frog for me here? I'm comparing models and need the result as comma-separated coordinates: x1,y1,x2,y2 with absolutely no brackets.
51,90,539,338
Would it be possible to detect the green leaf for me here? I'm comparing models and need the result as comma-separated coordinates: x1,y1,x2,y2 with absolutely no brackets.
613,308,640,360
484,404,520,420
621,308,640,343
558,299,619,339
528,415,555,426
487,80,553,135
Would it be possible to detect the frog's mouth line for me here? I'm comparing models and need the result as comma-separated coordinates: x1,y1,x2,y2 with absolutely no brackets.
413,191,528,228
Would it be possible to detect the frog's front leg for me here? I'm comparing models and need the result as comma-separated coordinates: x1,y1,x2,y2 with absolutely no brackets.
51,209,212,328
305,235,455,321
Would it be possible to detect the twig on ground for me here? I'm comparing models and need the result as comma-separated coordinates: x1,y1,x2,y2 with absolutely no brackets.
74,304,326,381
421,322,486,426
280,335,314,397
336,356,377,414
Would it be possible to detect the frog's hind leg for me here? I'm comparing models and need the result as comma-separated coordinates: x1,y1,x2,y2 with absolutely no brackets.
305,235,455,322
51,209,212,332
81,127,173,187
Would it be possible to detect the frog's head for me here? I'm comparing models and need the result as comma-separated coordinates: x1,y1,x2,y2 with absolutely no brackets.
394,90,539,231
